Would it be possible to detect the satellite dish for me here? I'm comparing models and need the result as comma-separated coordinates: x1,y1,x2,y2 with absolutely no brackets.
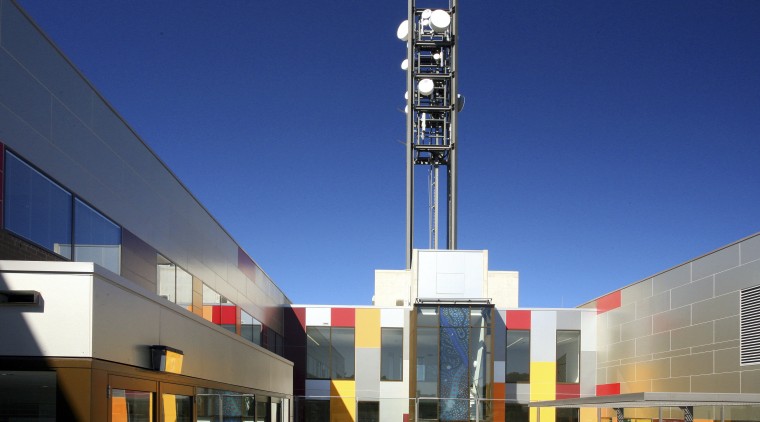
396,20,409,41
456,94,466,112
430,10,451,33
401,58,409,71
421,9,433,19
404,105,409,114
404,91,409,100
418,79,434,96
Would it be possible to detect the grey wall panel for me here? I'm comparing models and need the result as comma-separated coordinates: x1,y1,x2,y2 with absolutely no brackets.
0,0,93,124
530,310,556,362
505,383,530,403
607,339,635,361
608,303,636,327
635,290,670,319
581,310,596,352
714,347,740,374
635,332,669,356
670,321,713,350
0,49,51,138
691,372,740,393
671,275,714,309
653,264,690,295
715,315,739,343
741,369,760,393
715,259,760,296
580,351,596,397
555,310,581,330
621,278,652,305
620,316,652,342
742,235,760,264
692,291,739,324
355,348,380,400
652,305,691,333
692,244,741,281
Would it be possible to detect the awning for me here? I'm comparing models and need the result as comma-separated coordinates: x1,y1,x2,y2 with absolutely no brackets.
529,392,760,408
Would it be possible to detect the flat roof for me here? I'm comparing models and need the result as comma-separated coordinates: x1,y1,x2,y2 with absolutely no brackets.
529,392,760,408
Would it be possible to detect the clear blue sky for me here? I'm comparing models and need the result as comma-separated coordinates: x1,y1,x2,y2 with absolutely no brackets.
18,0,760,308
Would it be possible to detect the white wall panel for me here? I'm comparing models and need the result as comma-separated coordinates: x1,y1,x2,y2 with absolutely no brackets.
381,308,405,327
581,310,597,352
306,307,331,326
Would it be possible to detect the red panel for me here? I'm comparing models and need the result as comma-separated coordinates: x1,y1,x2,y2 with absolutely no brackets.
556,383,580,399
596,383,620,396
218,305,236,325
211,306,222,324
505,310,531,329
293,307,306,329
403,414,409,422
597,290,622,314
331,308,355,327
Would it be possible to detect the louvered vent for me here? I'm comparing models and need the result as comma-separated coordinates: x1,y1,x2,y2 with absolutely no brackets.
741,285,760,365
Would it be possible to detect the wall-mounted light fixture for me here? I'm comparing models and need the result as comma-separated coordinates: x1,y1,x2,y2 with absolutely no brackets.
149,345,184,374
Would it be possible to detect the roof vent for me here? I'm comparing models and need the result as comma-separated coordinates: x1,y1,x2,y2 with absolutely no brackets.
740,285,760,365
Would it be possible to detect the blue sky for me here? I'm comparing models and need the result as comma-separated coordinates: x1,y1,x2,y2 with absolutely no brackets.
18,0,760,308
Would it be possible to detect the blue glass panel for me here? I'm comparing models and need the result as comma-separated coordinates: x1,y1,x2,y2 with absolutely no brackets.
4,151,72,257
74,198,121,273
439,307,469,421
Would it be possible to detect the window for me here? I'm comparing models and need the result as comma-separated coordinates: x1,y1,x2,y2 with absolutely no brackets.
303,400,329,422
111,389,153,422
241,310,262,345
505,403,529,422
74,198,121,274
358,401,379,422
305,327,355,380
161,394,192,422
331,327,355,379
4,150,72,258
381,327,403,381
506,330,530,382
0,371,56,420
556,408,579,422
741,284,760,365
157,255,193,310
556,331,580,383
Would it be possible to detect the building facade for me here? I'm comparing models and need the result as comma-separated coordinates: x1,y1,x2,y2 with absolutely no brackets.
1,0,759,421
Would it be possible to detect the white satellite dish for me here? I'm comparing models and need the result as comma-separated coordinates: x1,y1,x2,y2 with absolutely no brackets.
404,91,409,100
401,58,409,71
418,79,435,96
421,9,433,19
397,20,409,41
430,10,451,33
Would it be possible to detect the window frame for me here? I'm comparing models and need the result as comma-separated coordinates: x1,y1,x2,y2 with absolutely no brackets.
506,329,531,383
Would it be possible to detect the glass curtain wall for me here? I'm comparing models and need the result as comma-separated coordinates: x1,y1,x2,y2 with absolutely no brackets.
414,305,493,422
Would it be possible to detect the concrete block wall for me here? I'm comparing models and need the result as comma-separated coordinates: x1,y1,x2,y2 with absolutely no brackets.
585,233,760,395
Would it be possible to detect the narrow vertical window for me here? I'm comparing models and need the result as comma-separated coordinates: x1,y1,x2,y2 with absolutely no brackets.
381,327,403,381
306,327,330,379
506,330,530,382
74,198,121,274
331,327,355,380
556,330,580,383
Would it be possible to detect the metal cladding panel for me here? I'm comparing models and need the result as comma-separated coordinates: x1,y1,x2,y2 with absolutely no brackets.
494,310,507,361
381,307,406,327
306,307,331,326
556,310,582,330
331,307,355,327
505,382,530,402
355,348,381,400
0,270,94,357
506,310,531,329
305,379,330,398
356,308,380,348
581,311,597,352
330,381,356,421
692,244,741,281
417,250,485,300
530,311,557,362
742,234,760,264
580,351,596,397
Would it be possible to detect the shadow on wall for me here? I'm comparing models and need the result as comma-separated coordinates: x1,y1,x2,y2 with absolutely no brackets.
0,274,81,420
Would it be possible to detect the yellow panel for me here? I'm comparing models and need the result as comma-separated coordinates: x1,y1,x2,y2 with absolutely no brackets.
530,361,556,422
163,395,177,421
202,305,213,322
531,407,555,422
355,308,381,348
331,380,356,422
580,407,597,422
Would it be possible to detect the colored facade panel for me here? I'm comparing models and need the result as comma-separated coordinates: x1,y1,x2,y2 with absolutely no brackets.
556,383,580,399
506,310,531,329
596,383,620,396
306,307,331,326
529,361,556,422
356,308,380,348
530,311,557,362
493,383,506,421
380,308,405,328
331,308,355,327
596,291,621,314
330,380,356,422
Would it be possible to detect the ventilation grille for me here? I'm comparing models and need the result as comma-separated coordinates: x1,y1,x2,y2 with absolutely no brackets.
741,285,760,365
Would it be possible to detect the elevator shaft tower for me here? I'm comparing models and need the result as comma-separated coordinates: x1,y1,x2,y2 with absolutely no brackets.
402,0,460,268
